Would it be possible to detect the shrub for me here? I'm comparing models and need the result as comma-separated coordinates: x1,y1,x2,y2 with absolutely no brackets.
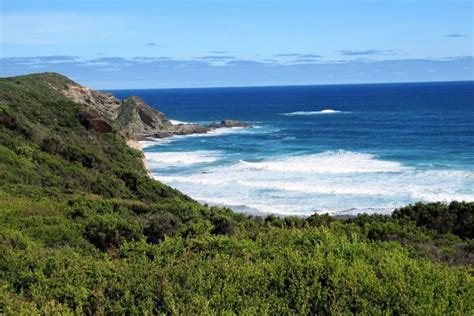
143,212,182,244
210,215,236,236
393,201,474,239
84,214,140,251
306,213,334,227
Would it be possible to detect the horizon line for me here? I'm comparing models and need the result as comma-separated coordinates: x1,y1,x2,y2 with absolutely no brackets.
104,79,474,91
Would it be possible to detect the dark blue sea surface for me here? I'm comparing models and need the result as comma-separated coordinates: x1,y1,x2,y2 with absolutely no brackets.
111,81,474,215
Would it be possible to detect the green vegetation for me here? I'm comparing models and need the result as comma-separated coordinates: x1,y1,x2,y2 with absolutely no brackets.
1,73,473,314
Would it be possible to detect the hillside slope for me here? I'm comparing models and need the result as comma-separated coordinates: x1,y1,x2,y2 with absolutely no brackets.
0,73,473,314
0,72,184,201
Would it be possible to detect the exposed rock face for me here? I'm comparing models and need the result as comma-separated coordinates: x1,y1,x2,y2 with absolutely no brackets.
43,72,251,140
78,109,113,133
60,84,122,120
208,119,251,128
89,118,113,133
117,96,174,137
171,123,208,136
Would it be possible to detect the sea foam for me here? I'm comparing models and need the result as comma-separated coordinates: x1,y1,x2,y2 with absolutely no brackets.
238,151,405,173
281,109,346,116
149,150,474,216
146,151,220,168
169,119,191,125
140,126,262,149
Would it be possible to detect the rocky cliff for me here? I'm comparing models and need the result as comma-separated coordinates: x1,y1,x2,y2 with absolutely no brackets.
117,96,174,138
45,74,121,121
45,73,250,140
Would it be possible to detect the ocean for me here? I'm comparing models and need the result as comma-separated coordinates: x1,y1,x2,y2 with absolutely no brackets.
111,81,474,216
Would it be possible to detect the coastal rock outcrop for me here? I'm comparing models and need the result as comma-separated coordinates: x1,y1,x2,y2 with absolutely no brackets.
208,119,251,128
42,72,251,140
59,83,122,120
171,123,208,136
117,96,174,137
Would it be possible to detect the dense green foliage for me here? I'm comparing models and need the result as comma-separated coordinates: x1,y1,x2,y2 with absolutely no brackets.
393,201,474,239
1,73,473,314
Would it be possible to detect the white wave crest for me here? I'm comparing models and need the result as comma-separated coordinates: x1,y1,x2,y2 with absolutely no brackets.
155,175,226,186
237,180,394,196
149,150,474,216
169,119,191,125
146,151,220,167
140,140,161,149
239,151,405,174
167,126,254,138
206,126,247,135
281,109,345,116
140,125,267,149
193,197,312,216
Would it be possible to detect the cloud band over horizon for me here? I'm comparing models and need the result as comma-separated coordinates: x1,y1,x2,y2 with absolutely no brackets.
0,55,472,89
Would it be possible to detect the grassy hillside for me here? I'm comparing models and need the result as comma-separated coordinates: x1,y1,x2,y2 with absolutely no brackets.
0,73,473,314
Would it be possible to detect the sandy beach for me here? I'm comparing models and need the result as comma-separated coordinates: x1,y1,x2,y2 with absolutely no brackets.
127,139,153,178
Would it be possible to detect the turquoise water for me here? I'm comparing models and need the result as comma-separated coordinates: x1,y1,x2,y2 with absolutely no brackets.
111,81,474,216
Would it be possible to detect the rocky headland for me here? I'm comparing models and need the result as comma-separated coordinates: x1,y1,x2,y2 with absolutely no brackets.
47,73,251,140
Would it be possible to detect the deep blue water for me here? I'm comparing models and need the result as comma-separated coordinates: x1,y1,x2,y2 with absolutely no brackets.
111,81,474,215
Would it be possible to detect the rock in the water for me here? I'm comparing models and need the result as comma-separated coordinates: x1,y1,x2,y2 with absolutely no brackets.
171,123,208,135
208,119,251,128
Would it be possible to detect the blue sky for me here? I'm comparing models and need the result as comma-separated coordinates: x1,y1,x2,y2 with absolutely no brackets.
1,0,473,88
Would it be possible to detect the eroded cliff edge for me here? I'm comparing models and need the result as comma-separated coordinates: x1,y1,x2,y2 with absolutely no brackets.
45,72,250,140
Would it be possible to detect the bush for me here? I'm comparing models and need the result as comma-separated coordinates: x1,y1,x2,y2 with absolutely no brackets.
210,215,236,235
143,212,182,244
306,213,334,227
393,201,474,239
84,214,140,251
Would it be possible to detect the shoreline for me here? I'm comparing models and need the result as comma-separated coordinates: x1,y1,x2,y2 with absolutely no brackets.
126,137,276,216
127,139,153,178
126,137,389,218
127,137,463,219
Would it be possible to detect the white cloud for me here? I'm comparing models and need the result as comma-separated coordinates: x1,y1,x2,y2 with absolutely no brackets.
1,55,472,89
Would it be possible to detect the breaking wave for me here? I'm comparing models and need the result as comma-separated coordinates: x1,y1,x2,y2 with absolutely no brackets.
146,151,220,168
238,151,405,173
140,125,267,147
169,119,191,125
281,109,346,116
149,150,474,216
